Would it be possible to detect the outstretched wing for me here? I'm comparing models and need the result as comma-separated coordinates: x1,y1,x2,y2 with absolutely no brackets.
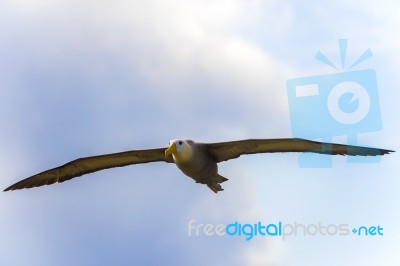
206,138,394,163
4,148,173,191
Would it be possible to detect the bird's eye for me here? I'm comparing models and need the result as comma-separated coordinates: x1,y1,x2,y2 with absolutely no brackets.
178,141,183,145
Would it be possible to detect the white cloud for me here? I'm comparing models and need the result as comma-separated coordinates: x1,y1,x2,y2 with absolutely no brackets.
0,0,399,265
244,239,288,266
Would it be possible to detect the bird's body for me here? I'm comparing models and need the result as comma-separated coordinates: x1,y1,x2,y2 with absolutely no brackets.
3,138,394,193
173,143,217,183
168,140,225,192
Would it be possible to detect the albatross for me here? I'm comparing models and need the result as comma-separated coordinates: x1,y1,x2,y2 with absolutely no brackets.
4,138,394,193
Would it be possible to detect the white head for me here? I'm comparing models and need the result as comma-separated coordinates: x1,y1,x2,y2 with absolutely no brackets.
165,139,193,163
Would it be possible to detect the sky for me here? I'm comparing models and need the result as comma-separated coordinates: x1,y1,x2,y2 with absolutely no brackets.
0,0,399,265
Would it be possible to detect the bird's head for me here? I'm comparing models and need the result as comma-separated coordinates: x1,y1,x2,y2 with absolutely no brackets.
165,139,193,163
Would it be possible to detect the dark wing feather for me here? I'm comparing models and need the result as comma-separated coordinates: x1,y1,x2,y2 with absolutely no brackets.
206,138,394,163
4,148,173,191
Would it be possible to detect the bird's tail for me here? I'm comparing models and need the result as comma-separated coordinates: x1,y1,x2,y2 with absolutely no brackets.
207,175,228,193
207,183,224,193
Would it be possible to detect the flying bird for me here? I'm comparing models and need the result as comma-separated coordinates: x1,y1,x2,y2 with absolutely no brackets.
3,138,394,193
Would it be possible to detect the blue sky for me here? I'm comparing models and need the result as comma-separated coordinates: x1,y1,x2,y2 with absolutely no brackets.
0,0,399,265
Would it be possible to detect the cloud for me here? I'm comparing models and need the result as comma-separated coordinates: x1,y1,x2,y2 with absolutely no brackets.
0,0,399,265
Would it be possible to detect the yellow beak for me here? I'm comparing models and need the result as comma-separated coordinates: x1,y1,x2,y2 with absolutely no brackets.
165,142,177,158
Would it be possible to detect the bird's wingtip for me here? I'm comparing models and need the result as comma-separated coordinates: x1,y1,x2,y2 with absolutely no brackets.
3,186,15,192
3,184,24,192
382,149,395,155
